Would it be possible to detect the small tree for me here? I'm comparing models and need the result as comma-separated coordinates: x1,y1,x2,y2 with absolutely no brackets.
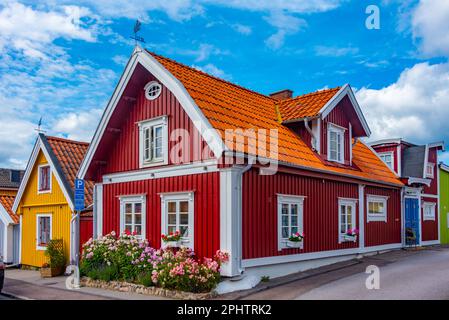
44,239,65,268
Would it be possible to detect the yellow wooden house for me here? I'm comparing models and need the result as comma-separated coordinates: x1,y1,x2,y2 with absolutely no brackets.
12,134,93,268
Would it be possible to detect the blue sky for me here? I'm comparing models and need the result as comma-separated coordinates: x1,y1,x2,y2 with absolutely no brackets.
1,0,449,168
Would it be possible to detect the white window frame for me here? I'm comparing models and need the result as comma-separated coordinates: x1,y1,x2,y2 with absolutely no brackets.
138,116,168,168
277,194,305,250
327,123,345,164
338,198,357,243
144,81,162,101
160,192,194,249
426,163,435,178
367,195,388,223
36,213,52,251
37,164,52,194
119,195,146,239
423,202,436,221
379,151,394,170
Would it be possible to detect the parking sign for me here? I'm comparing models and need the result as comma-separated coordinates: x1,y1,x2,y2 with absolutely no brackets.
74,179,85,211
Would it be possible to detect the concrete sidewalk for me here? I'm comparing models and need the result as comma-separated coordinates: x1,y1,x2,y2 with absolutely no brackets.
3,269,168,300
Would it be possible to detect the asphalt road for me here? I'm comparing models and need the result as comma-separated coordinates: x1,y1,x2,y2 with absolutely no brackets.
243,247,449,300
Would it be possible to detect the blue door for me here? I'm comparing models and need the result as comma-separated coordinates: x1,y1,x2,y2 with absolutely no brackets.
405,198,420,245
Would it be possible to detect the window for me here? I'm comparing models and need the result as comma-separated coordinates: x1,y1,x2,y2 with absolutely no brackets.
379,152,394,170
138,116,168,167
119,195,146,238
423,202,436,221
338,199,357,242
144,81,162,100
36,214,52,250
327,124,345,163
426,163,435,178
367,195,388,222
161,192,194,249
277,194,305,250
10,170,20,183
38,165,51,193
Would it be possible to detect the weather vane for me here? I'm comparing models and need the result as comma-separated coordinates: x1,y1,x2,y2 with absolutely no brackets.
35,116,46,134
130,19,145,45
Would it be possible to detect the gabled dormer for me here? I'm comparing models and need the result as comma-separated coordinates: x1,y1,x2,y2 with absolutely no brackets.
276,84,371,167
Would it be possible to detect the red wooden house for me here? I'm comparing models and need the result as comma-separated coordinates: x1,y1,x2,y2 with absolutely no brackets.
370,139,444,246
79,47,403,277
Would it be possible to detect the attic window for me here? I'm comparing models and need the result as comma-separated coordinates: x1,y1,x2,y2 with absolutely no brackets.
144,81,162,100
426,163,435,178
327,124,345,164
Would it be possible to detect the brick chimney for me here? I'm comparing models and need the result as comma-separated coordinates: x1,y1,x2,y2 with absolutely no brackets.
269,89,293,100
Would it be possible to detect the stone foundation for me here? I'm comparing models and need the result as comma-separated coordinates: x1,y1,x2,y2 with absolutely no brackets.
80,277,217,300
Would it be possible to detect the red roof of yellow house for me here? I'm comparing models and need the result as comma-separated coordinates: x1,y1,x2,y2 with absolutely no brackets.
150,51,402,187
45,136,94,206
278,87,341,122
0,194,18,223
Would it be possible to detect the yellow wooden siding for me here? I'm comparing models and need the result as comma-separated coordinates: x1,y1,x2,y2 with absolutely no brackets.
18,150,73,267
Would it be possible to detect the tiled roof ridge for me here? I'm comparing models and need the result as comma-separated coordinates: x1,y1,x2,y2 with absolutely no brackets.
282,86,341,104
46,135,89,146
148,50,277,102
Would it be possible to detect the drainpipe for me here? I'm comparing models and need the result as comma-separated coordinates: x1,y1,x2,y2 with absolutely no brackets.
304,117,317,151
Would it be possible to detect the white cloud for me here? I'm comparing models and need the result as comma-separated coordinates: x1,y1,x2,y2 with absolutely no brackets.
203,0,342,13
232,23,252,35
411,0,449,57
192,63,231,80
178,43,229,62
357,62,449,145
264,11,307,50
112,54,128,66
315,45,359,57
53,109,103,141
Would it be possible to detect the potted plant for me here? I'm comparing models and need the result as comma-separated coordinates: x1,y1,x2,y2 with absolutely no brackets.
41,239,65,278
161,231,182,248
287,232,304,248
343,228,359,242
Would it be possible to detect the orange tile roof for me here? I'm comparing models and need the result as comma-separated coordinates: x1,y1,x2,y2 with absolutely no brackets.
45,136,94,206
278,87,341,121
150,51,402,187
0,194,19,223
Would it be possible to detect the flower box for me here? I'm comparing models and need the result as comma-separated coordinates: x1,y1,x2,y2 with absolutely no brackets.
40,266,64,278
286,240,303,248
164,241,181,248
343,234,357,242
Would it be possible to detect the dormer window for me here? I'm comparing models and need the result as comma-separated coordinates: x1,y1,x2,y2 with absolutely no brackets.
327,124,345,163
379,152,394,170
138,116,168,168
426,163,435,178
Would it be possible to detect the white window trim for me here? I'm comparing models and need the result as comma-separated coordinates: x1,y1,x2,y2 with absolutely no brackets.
426,163,435,179
327,123,345,164
144,81,162,101
36,214,52,251
119,195,146,239
378,151,394,170
37,164,52,194
338,198,357,243
367,195,388,223
277,194,305,251
423,202,436,221
138,116,168,168
160,192,195,249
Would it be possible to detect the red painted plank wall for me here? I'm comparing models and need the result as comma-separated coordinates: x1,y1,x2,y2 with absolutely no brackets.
102,172,220,259
102,74,214,176
364,186,402,247
242,168,360,259
423,148,438,195
421,197,438,241
80,216,93,252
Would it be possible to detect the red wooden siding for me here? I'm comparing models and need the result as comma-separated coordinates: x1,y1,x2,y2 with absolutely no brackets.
423,148,438,195
242,168,360,260
371,145,399,174
80,215,93,252
421,197,438,241
364,186,402,247
102,172,220,258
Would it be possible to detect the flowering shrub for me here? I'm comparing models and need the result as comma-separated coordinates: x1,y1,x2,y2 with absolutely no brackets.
80,231,229,293
161,231,181,242
346,228,359,237
288,232,304,242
